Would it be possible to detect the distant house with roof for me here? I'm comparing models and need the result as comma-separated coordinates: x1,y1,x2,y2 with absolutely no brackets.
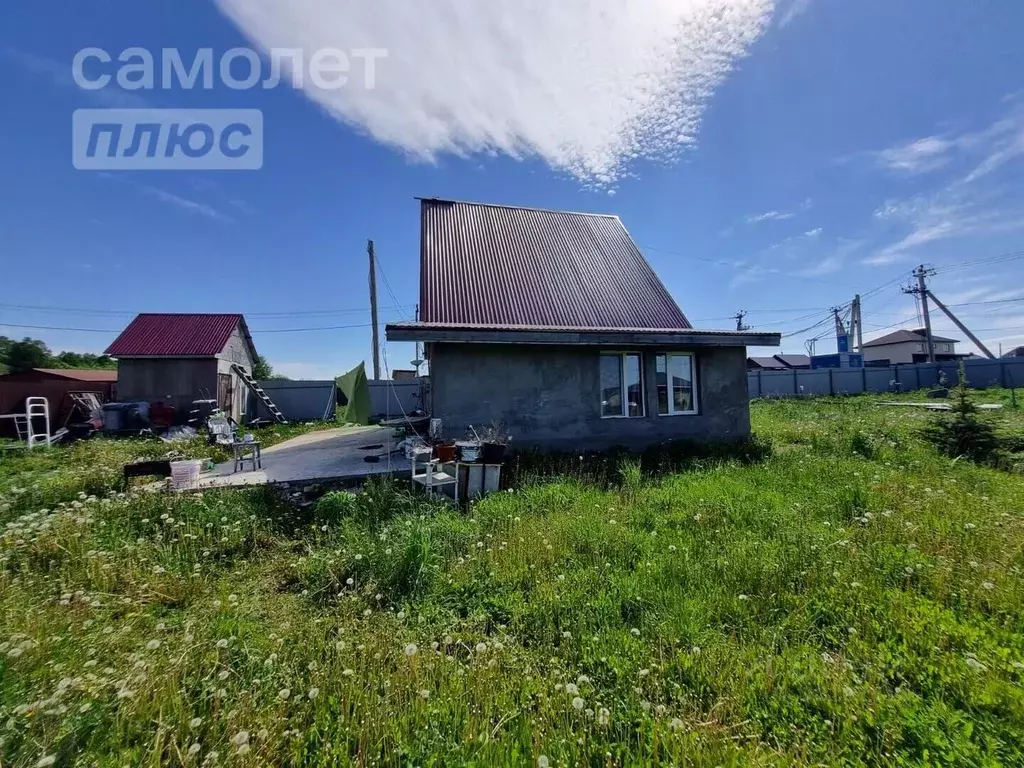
386,199,780,450
747,354,811,371
747,356,788,371
1003,346,1024,358
860,328,963,365
105,313,256,421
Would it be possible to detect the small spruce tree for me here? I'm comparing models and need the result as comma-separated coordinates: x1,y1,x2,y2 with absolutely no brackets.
922,363,1000,463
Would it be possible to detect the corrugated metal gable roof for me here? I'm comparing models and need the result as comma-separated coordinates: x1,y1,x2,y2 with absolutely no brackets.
748,356,787,369
419,199,691,329
105,314,246,357
862,328,959,348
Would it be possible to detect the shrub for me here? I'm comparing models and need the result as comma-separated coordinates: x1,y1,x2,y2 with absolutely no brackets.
922,365,1002,465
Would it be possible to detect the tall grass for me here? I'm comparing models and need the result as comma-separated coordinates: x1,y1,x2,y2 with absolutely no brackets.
1,391,1023,765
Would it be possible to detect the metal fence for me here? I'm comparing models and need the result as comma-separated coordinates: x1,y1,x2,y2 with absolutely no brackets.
748,358,1024,399
367,378,426,418
250,380,337,422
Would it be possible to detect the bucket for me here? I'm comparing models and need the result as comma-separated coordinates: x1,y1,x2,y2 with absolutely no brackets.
455,441,481,463
435,443,457,462
170,459,203,491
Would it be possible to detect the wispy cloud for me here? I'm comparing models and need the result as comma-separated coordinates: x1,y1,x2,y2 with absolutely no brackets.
872,136,954,175
778,0,813,28
214,0,775,185
865,186,1023,266
747,210,795,224
99,174,231,221
1,46,149,108
868,103,1024,180
135,184,231,221
795,238,862,276
864,104,1024,266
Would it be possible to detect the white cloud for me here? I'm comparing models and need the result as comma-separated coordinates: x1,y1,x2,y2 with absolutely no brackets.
134,183,231,221
747,210,795,223
803,227,823,237
778,0,813,27
214,0,775,185
795,238,860,276
872,136,954,175
99,174,231,221
868,104,1024,181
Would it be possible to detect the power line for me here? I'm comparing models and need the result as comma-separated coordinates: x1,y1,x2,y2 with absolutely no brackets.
0,302,413,318
0,318,408,334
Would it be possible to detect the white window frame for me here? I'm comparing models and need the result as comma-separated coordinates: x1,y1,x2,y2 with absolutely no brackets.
599,352,645,419
655,352,699,416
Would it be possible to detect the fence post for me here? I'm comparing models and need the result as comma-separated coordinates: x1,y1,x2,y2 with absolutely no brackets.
757,369,762,398
794,369,799,396
861,367,867,394
829,368,834,395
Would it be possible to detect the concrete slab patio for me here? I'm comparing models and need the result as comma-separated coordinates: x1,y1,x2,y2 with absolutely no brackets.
198,425,410,488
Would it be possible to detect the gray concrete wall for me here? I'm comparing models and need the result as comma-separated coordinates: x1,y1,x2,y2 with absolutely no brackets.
430,344,750,451
116,358,218,419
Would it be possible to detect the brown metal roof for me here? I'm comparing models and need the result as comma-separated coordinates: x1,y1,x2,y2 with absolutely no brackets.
105,314,253,357
419,199,691,329
33,368,118,382
862,328,958,348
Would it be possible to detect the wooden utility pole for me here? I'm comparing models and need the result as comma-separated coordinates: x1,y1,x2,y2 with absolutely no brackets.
367,239,380,381
733,310,749,331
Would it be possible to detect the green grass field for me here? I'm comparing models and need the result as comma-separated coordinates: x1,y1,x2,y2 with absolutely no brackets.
2,392,1023,766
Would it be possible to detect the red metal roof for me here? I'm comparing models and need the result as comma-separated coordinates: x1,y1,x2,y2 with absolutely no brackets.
105,314,246,357
419,199,691,329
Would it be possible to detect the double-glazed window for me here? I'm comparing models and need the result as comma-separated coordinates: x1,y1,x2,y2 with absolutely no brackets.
600,353,644,418
600,352,698,418
655,353,697,415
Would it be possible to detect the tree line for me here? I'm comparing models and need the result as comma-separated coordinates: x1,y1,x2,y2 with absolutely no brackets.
0,336,117,375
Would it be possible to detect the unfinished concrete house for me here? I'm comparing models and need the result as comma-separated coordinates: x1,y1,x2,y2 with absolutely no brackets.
386,199,781,451
105,313,256,422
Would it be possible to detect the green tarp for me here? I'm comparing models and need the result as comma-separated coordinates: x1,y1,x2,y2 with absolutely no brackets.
336,362,371,425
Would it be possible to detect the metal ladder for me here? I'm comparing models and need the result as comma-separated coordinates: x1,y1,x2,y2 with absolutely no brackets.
230,364,288,424
26,397,51,449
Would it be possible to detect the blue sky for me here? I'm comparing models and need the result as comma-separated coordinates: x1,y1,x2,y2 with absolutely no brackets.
2,0,1023,378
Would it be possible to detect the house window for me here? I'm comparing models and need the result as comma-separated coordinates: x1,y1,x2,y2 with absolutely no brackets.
655,353,697,415
600,353,644,418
